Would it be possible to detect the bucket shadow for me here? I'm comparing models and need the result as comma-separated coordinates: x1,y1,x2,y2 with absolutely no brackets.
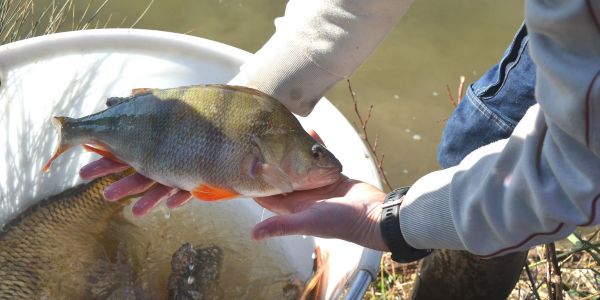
0,53,123,223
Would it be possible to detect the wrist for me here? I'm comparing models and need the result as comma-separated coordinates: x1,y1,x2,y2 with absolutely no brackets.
369,201,390,252
380,187,432,263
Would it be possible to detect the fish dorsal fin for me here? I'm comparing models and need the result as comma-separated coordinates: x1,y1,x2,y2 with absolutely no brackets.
205,84,274,99
192,184,239,201
256,163,293,194
106,96,129,107
106,88,154,107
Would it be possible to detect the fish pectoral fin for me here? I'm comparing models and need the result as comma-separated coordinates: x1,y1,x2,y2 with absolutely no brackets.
192,184,239,201
257,163,293,194
83,144,124,163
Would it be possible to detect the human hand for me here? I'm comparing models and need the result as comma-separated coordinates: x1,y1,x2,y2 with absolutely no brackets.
252,176,389,252
79,158,193,216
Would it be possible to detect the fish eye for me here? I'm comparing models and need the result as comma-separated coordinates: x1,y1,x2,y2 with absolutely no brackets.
311,144,324,159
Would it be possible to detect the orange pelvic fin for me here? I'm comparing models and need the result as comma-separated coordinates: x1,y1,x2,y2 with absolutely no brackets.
192,184,239,201
83,144,123,163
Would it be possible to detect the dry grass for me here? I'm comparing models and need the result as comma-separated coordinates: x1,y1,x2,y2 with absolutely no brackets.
364,229,599,299
508,228,600,300
0,0,153,45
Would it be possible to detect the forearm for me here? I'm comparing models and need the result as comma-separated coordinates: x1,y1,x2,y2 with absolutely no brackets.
400,0,600,257
228,0,414,116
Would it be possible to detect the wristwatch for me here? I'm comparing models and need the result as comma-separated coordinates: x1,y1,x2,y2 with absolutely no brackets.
380,187,432,263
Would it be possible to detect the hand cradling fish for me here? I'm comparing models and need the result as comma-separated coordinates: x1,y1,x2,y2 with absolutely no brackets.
43,84,342,201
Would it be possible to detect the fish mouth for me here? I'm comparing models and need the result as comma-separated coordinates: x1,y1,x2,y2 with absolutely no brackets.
316,156,342,174
320,168,343,186
296,165,343,191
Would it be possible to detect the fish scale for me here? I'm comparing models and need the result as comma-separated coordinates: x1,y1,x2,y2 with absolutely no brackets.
0,176,131,298
44,84,342,201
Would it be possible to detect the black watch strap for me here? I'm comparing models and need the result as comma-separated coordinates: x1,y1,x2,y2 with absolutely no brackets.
380,187,432,263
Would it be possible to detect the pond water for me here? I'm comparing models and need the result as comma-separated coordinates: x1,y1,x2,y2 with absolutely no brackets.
102,0,523,187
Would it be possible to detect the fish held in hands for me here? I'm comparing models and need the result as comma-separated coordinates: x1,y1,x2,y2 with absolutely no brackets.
43,84,342,201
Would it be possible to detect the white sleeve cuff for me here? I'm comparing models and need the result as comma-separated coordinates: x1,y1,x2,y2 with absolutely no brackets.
399,169,465,250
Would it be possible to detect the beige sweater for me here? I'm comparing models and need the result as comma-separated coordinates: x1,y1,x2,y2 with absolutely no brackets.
231,0,600,257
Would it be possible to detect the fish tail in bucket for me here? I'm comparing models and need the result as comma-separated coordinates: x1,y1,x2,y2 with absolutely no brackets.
42,116,75,172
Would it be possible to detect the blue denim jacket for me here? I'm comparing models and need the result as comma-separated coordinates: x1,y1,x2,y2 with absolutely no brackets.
437,25,537,168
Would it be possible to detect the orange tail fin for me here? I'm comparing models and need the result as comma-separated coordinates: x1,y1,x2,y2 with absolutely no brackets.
42,116,73,172
300,246,329,300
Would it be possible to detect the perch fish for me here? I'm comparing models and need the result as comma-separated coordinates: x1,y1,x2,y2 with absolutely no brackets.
43,85,342,201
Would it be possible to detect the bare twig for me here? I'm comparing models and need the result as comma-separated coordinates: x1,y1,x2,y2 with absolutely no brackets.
445,75,466,108
545,242,564,300
529,241,600,268
525,262,543,300
438,76,466,123
445,85,457,108
347,79,394,191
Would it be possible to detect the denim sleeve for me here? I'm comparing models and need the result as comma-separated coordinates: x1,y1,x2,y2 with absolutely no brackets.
437,24,536,168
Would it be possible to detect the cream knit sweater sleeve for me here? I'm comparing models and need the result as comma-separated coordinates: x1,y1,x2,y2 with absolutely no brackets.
228,0,414,116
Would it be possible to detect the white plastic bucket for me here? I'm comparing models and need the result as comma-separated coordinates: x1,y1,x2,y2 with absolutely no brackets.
0,29,382,299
